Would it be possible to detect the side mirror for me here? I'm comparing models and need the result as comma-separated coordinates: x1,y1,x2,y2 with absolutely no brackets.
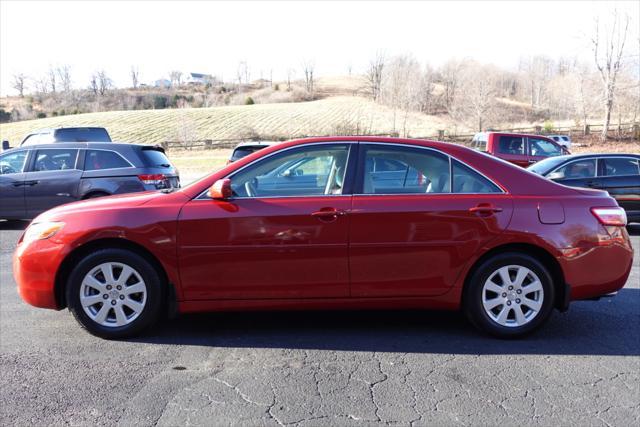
1,140,10,151
547,171,565,180
208,178,232,199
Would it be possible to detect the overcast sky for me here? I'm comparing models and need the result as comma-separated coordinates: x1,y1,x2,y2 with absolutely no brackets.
1,0,638,96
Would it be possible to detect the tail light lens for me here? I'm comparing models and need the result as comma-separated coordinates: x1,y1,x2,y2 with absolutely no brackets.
591,207,627,227
138,174,169,189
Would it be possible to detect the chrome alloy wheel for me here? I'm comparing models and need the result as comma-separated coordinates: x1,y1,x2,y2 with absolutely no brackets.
481,265,544,328
79,262,147,327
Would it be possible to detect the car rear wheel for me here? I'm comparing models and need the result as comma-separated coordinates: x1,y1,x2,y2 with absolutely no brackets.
66,248,164,339
463,253,555,338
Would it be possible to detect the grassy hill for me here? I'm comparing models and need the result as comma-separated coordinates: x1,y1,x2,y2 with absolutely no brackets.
0,96,457,146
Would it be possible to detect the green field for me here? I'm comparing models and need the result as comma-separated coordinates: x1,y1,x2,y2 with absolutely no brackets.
0,96,454,146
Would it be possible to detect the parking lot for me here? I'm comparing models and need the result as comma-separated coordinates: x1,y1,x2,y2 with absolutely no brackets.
0,221,638,426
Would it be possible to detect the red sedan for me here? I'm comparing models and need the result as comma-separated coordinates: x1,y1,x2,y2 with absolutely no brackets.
13,137,633,339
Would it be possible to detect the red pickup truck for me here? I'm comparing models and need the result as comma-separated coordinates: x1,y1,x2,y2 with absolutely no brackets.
471,132,569,167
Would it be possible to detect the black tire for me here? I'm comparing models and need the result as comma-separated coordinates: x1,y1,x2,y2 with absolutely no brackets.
463,252,555,338
66,248,164,339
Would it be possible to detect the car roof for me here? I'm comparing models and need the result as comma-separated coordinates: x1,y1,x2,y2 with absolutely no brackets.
552,153,640,160
5,142,142,151
485,132,556,139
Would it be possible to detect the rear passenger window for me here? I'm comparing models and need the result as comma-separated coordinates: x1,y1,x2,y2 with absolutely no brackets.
601,158,640,176
452,160,502,193
360,145,450,194
84,150,130,171
33,149,78,171
498,136,525,155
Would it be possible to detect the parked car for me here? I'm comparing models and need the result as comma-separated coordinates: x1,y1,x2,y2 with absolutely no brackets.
228,141,278,163
547,134,572,150
471,132,569,167
20,127,112,146
14,136,632,339
528,153,640,223
1,142,179,220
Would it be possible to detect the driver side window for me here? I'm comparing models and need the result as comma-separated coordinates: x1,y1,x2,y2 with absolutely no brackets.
230,144,350,198
0,151,28,175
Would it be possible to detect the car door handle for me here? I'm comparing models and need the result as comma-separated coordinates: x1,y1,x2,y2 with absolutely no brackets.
311,208,347,219
24,180,39,186
586,181,601,188
469,204,503,214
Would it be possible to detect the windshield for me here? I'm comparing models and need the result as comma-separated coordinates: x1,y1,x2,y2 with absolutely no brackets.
527,156,569,175
54,128,111,142
231,146,267,161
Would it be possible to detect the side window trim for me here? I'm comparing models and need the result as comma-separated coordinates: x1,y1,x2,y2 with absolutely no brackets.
196,142,356,200
0,149,29,174
83,149,135,171
29,148,81,172
550,157,598,178
598,156,640,177
353,142,506,195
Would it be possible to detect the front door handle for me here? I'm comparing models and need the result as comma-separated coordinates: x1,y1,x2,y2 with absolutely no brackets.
586,181,600,188
311,208,347,221
24,180,39,186
469,204,503,214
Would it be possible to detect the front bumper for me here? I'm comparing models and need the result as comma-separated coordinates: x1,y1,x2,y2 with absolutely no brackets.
13,237,68,310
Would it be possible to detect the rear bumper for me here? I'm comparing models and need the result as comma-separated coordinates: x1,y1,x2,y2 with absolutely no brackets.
559,230,633,301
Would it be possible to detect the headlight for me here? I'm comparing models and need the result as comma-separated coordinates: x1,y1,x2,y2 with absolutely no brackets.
23,221,65,244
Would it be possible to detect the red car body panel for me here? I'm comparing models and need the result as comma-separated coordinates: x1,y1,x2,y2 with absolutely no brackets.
13,136,633,317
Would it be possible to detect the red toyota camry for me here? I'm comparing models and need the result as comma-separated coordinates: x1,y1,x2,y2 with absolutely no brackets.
13,137,633,339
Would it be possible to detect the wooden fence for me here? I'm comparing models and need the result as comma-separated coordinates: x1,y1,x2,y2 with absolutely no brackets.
163,122,640,150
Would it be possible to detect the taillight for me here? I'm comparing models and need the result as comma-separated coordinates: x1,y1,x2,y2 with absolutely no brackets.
138,174,169,188
591,207,627,227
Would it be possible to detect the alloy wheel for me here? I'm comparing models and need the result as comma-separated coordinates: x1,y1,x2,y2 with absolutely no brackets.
79,262,147,327
481,265,544,328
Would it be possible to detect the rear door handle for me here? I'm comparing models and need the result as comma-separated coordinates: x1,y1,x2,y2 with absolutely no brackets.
586,181,601,188
469,204,503,214
311,208,347,220
24,180,39,186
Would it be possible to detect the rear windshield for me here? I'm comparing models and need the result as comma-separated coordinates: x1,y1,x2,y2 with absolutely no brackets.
140,148,172,168
54,128,111,142
231,146,266,161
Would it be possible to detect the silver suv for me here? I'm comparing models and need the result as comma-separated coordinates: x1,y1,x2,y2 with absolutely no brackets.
0,142,179,219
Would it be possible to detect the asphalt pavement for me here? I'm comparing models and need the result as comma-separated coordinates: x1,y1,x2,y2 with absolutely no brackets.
0,221,638,426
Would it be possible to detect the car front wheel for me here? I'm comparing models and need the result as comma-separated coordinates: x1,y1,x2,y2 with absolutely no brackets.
66,248,164,339
464,253,555,338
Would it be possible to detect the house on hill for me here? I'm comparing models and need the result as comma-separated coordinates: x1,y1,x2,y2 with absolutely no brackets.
185,72,214,85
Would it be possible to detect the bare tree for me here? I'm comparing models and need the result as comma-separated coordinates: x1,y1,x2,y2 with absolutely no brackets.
590,11,630,141
57,65,72,92
440,59,464,111
48,67,57,93
131,66,140,89
286,68,294,91
89,74,99,95
96,70,112,95
169,70,183,88
302,60,315,96
12,74,27,97
450,62,498,132
365,51,385,101
519,55,554,108
35,75,49,94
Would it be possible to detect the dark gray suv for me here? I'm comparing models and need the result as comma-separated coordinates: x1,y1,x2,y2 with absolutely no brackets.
0,142,180,220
